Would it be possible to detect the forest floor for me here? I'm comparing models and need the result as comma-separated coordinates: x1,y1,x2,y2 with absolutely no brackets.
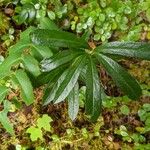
0,1,150,150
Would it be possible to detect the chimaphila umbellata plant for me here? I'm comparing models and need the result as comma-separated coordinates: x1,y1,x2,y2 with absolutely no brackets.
0,18,150,131
30,22,150,121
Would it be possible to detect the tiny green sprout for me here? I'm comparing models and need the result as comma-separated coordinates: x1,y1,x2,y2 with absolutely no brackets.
120,105,130,115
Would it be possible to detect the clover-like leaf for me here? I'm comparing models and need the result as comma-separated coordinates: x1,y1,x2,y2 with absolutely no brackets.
17,4,36,24
26,126,43,141
37,114,53,132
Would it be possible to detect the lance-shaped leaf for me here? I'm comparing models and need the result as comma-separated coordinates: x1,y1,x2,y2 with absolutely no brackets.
30,29,89,49
0,100,14,135
9,42,31,55
0,53,21,79
36,64,67,87
15,70,34,105
0,86,8,104
39,17,60,30
20,26,36,41
43,55,87,105
9,41,53,61
22,54,41,77
81,30,92,41
95,53,142,100
96,42,150,60
42,67,65,101
67,82,79,121
79,66,106,100
85,56,102,121
41,50,82,72
43,75,61,101
8,27,53,61
9,26,36,54
31,45,53,60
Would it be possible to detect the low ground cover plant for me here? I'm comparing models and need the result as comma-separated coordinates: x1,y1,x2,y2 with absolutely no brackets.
0,18,150,135
30,26,150,122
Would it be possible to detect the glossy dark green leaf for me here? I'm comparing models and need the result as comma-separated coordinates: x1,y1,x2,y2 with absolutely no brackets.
43,55,87,105
96,42,150,60
41,51,82,72
95,53,142,100
85,56,101,121
68,82,79,121
0,86,8,104
15,70,34,105
79,66,107,100
43,73,62,101
79,66,87,83
36,64,66,87
22,54,41,77
30,29,89,49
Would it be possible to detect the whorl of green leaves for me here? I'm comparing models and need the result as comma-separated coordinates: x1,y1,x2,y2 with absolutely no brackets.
30,24,150,122
0,19,150,130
